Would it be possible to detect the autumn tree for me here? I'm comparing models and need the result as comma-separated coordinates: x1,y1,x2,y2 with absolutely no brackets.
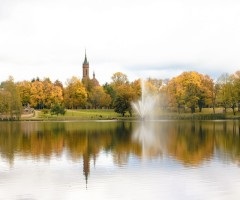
17,80,32,106
103,83,116,108
82,78,95,93
30,80,44,109
113,84,137,116
0,89,11,116
208,78,218,114
64,76,87,109
42,78,53,108
89,86,111,109
159,79,169,110
159,85,168,110
166,71,213,113
232,71,240,111
166,76,186,113
197,75,213,112
54,79,64,90
111,72,129,86
130,79,141,98
111,72,138,116
0,77,22,119
146,78,162,92
216,73,237,114
18,78,64,110
42,78,63,108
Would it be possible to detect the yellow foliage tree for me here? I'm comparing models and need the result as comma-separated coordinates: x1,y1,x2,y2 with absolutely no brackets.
17,80,32,106
64,76,87,109
30,81,44,109
166,71,213,113
89,86,111,109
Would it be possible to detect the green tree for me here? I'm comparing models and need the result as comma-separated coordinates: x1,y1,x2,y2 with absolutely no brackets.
103,83,115,108
50,103,66,115
113,84,136,117
110,73,139,116
113,95,129,116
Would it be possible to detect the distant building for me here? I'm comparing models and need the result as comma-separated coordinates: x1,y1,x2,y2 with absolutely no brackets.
82,50,99,86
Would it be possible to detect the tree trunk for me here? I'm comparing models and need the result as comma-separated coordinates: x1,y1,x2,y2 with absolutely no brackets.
128,110,132,117
212,105,215,114
178,104,181,114
191,106,195,113
232,105,236,115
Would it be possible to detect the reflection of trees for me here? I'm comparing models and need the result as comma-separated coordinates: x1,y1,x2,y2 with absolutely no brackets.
1,120,240,173
166,121,214,166
214,120,240,165
0,121,139,181
112,122,141,166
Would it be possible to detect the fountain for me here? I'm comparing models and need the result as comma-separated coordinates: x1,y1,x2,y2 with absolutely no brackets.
131,80,162,158
131,80,158,120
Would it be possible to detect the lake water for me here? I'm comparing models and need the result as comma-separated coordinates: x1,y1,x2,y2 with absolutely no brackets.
0,120,240,200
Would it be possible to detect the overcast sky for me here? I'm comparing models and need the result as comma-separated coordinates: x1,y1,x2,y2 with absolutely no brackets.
1,0,240,85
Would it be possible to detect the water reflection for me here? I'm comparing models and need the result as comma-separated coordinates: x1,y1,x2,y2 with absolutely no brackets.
166,121,215,166
132,121,163,159
2,121,240,199
0,120,240,169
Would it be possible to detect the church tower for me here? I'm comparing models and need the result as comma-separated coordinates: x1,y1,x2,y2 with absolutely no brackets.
82,50,89,79
82,50,99,86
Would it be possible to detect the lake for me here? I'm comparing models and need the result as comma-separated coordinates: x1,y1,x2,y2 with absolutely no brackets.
0,120,240,200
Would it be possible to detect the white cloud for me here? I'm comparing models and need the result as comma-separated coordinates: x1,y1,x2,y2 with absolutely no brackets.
1,0,240,84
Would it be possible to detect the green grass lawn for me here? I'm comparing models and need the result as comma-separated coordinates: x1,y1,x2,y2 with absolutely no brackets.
65,109,119,118
35,109,120,120
157,107,240,120
21,107,240,121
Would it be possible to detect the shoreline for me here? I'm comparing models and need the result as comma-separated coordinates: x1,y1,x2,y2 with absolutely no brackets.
18,114,240,121
2,109,240,121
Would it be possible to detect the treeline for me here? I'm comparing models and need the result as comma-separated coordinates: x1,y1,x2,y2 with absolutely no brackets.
162,71,240,115
1,70,240,119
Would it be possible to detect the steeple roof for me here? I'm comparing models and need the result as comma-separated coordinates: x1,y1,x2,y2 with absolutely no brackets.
83,49,89,65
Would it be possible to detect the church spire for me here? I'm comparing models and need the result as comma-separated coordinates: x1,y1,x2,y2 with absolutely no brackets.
83,49,88,65
82,49,89,79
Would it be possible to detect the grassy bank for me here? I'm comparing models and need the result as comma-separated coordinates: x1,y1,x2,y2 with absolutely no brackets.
156,108,240,120
22,109,121,121
20,108,240,121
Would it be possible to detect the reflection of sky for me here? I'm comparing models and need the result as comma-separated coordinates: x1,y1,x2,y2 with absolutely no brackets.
1,151,240,200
